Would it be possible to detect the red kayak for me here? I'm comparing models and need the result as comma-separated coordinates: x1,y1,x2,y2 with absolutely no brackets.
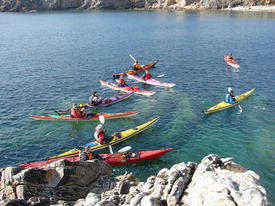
113,61,158,79
20,148,172,168
29,111,139,121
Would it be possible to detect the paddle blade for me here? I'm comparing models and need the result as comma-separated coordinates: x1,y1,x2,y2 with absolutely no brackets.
129,54,137,62
117,146,132,153
99,115,105,124
109,145,114,154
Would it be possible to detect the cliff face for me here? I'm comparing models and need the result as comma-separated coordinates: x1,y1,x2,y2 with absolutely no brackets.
0,0,274,12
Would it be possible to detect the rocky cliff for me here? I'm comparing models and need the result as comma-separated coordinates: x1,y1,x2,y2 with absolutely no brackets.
0,0,274,12
0,154,269,206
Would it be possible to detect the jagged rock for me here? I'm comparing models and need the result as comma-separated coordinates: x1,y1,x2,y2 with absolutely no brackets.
83,192,101,206
74,198,85,206
0,199,28,206
0,159,112,203
140,195,163,206
181,154,268,206
27,196,50,206
129,192,148,206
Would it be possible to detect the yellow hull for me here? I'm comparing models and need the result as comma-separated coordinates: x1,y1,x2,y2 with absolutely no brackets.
49,117,160,159
203,88,256,114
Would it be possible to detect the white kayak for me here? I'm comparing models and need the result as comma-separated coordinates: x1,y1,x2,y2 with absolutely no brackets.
99,80,156,96
127,74,176,88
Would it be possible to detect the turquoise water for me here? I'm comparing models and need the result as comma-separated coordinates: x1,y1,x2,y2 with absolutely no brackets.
0,10,274,203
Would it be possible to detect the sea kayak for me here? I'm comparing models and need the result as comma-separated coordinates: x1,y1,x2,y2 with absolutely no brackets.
127,74,176,88
29,111,139,121
100,80,156,96
203,88,256,114
224,55,240,68
55,93,133,114
20,148,172,168
113,61,158,79
49,116,160,159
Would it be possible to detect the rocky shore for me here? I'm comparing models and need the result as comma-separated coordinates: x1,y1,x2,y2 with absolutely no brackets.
0,154,269,206
0,0,275,12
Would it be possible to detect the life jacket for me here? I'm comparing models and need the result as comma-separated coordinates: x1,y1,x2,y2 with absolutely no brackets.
225,94,236,104
70,108,82,118
79,151,93,161
97,132,105,144
118,79,127,87
87,152,93,160
92,96,100,105
143,73,152,81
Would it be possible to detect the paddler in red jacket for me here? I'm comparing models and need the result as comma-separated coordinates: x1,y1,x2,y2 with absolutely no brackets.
70,104,85,118
117,76,128,87
142,70,152,81
94,124,108,144
227,53,234,61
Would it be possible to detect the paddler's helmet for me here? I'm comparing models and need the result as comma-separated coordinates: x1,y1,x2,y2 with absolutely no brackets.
120,76,124,79
93,91,97,95
73,104,78,109
228,87,233,93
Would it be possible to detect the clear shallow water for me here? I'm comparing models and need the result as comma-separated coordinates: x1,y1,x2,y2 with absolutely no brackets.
0,10,274,203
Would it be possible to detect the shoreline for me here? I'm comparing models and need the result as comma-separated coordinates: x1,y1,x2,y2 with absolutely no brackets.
224,5,275,12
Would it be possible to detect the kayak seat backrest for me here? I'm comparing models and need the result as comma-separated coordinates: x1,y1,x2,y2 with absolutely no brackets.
114,132,121,138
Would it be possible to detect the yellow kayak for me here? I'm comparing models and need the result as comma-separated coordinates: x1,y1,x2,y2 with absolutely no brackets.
203,88,256,115
49,116,160,159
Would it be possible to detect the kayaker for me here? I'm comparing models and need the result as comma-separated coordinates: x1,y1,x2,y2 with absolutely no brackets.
79,146,103,161
142,70,152,81
225,87,237,104
117,76,128,87
227,54,234,61
89,91,102,106
132,61,140,71
70,104,85,118
94,124,108,144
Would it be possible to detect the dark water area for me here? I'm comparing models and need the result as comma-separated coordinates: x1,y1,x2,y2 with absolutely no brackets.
0,10,274,203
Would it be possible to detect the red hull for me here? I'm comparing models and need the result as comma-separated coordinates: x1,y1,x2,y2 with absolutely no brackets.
29,111,139,121
20,148,172,168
